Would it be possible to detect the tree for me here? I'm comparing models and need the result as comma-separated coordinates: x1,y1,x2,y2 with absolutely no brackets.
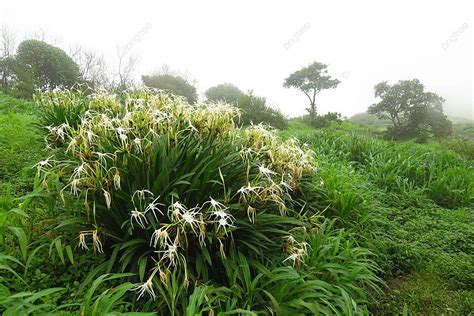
142,72,197,104
69,44,109,89
237,91,287,129
205,83,244,104
115,45,137,91
368,79,452,139
14,39,80,97
0,25,17,92
283,61,340,118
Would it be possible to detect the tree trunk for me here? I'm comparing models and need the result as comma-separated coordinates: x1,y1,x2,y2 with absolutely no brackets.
309,102,317,119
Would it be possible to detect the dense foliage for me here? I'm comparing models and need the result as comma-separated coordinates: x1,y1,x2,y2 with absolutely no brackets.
205,83,243,104
205,84,288,130
13,40,80,98
0,90,380,314
236,92,288,130
284,121,474,314
368,79,452,140
142,74,198,104
1,91,472,314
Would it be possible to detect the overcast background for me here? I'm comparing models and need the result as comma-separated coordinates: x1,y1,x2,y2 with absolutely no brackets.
1,0,472,118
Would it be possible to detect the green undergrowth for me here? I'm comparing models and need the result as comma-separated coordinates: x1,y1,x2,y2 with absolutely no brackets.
1,92,472,314
284,120,474,314
0,94,43,198
1,90,381,314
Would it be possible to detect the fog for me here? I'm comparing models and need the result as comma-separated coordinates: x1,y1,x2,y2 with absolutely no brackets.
1,0,472,118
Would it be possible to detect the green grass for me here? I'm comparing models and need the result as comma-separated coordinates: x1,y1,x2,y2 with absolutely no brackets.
372,272,474,315
1,92,473,314
285,120,474,314
0,94,43,196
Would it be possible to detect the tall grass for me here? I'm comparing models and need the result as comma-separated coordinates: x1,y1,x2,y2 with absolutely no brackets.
289,125,473,209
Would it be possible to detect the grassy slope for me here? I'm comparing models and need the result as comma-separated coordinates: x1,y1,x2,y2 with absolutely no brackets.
0,93,43,212
283,121,474,315
1,94,473,314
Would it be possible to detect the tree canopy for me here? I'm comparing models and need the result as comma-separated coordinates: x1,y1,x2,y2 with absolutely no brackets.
205,83,243,104
14,39,80,97
368,79,452,139
237,91,287,130
142,73,197,104
283,61,340,117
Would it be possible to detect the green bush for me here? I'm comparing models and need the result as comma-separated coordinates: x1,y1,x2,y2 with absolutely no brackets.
13,40,80,98
237,92,288,130
34,88,89,131
304,112,342,128
443,136,474,160
22,88,379,314
142,74,197,104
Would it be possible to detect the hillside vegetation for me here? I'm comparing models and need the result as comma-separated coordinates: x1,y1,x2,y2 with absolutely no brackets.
0,91,473,315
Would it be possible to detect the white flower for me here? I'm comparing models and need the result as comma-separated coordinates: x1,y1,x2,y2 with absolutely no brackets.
158,242,180,267
283,241,308,267
240,147,254,161
258,165,276,178
103,189,112,209
119,133,128,143
180,209,204,235
48,123,68,141
72,163,88,180
133,137,142,153
279,176,293,192
92,230,104,253
187,121,198,132
284,235,297,244
70,178,81,195
145,197,164,221
131,208,148,229
115,127,127,135
283,251,304,267
95,152,115,163
132,189,154,201
209,207,235,234
134,275,156,300
116,128,128,146
78,232,88,250
168,201,187,221
216,217,235,234
80,117,88,126
150,227,171,248
204,197,227,212
86,130,97,144
34,158,52,175
237,183,263,198
247,205,256,223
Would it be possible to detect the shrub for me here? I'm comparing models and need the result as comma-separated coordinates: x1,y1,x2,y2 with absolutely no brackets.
205,83,243,104
237,92,288,130
33,88,89,132
443,136,474,160
31,88,378,313
142,74,197,104
308,112,342,128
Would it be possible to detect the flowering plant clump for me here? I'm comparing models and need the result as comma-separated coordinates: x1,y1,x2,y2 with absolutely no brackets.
31,88,378,313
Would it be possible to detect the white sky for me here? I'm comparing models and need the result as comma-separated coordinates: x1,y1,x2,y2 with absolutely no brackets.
1,0,472,118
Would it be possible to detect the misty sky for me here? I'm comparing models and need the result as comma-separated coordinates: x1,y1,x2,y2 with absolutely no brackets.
1,1,472,118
